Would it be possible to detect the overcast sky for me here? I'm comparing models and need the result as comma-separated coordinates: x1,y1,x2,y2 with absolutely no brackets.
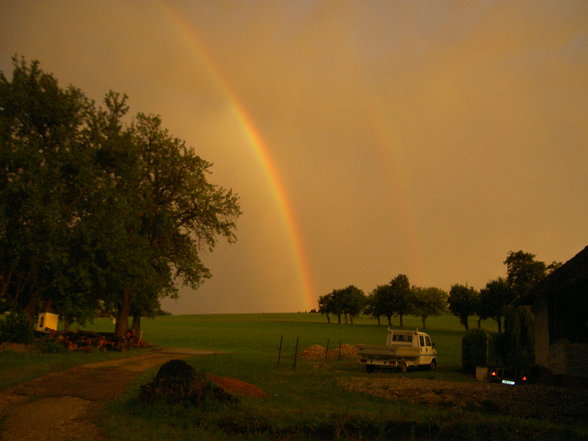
1,0,587,314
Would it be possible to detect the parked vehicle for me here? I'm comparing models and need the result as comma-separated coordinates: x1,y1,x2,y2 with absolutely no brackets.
488,366,530,385
357,329,437,373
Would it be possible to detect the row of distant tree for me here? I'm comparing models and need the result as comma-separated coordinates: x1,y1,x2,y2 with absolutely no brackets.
317,250,560,331
0,58,241,337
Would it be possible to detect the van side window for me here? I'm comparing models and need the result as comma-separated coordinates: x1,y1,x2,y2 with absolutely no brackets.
419,335,425,347
392,334,413,343
425,336,432,347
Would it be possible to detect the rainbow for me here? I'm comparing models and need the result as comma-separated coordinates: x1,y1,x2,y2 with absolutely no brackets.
159,1,316,310
368,114,424,284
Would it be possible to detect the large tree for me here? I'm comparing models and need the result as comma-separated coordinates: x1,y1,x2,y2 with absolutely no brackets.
0,58,241,335
504,250,548,302
89,96,241,337
0,57,96,323
448,284,479,331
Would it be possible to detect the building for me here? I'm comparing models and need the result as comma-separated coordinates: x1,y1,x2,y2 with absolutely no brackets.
532,246,588,381
36,302,59,332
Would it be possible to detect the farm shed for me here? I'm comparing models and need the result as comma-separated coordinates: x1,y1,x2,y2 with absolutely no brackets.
531,246,588,380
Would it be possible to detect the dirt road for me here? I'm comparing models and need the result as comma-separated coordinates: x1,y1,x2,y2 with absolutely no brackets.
0,348,219,441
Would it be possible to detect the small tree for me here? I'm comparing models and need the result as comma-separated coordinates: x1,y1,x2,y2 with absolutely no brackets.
477,277,512,332
318,293,333,324
448,284,479,331
366,285,388,326
411,286,447,329
389,274,412,327
340,285,365,324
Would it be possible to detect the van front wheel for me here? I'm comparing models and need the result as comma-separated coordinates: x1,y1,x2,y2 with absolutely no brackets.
430,359,437,371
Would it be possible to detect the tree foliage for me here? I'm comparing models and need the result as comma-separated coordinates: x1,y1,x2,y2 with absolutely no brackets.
477,277,512,333
318,285,365,324
0,57,241,335
366,285,392,326
411,286,447,329
448,284,479,331
504,250,548,302
388,274,412,327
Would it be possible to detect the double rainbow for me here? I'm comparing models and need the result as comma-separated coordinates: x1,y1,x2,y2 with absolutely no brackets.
160,2,316,310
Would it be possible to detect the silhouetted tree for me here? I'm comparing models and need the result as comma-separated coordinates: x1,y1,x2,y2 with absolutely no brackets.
0,57,241,336
448,284,479,331
411,286,447,329
477,277,512,332
389,274,412,327
504,250,560,302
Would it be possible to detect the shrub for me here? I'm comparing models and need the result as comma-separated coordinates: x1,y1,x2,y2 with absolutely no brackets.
139,359,233,407
503,305,535,368
461,329,490,373
0,313,34,344
36,337,67,353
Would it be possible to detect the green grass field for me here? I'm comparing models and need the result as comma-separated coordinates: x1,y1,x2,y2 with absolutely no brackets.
2,313,583,441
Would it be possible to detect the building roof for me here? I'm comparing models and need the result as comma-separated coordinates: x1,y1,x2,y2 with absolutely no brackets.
534,246,588,297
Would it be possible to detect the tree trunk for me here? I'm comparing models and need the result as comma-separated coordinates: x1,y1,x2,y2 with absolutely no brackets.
377,315,381,326
337,314,341,325
386,315,392,326
421,315,426,329
131,312,141,334
326,313,331,324
399,314,404,327
349,314,354,325
114,290,131,338
496,317,502,333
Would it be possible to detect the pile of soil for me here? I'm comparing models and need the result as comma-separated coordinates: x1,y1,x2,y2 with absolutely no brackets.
139,359,266,405
208,374,266,398
339,376,588,424
300,344,359,360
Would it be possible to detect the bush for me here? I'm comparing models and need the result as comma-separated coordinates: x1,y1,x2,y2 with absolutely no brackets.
461,329,490,373
139,359,233,407
36,337,67,353
503,305,535,368
0,313,34,344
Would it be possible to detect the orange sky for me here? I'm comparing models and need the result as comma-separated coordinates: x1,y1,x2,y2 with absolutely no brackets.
1,0,587,313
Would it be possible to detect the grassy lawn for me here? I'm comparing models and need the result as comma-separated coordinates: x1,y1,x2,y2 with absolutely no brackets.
68,313,582,441
3,313,582,440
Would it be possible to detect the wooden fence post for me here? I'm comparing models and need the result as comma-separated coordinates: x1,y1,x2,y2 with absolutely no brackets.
293,336,299,369
277,335,283,367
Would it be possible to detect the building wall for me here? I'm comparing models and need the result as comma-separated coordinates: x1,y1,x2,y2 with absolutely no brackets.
534,294,550,369
36,312,59,332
